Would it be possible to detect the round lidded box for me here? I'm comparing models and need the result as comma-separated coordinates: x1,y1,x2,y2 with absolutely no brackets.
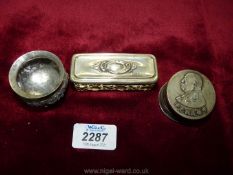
9,50,68,107
159,69,216,123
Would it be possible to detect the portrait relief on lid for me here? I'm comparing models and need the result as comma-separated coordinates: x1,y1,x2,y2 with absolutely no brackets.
174,72,207,117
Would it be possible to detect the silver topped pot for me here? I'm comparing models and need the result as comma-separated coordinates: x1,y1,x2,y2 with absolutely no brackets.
8,50,68,107
159,69,216,123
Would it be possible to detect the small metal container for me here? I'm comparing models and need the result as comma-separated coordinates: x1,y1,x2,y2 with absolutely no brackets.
9,51,68,107
70,53,158,91
159,70,216,123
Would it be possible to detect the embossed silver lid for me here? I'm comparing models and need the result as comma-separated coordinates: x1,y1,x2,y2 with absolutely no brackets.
70,53,158,91
159,70,216,122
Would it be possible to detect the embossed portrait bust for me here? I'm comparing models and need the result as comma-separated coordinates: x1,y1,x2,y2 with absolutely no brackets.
174,72,207,116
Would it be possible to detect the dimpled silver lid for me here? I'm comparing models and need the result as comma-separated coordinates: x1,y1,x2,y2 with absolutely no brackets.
9,50,68,107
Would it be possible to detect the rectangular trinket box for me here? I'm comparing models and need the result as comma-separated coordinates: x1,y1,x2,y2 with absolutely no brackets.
70,53,158,91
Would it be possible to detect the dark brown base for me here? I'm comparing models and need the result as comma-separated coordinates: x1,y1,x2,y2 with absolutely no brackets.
158,83,209,125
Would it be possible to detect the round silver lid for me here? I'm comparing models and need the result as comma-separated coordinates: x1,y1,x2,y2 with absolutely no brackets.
159,69,216,122
9,51,67,106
